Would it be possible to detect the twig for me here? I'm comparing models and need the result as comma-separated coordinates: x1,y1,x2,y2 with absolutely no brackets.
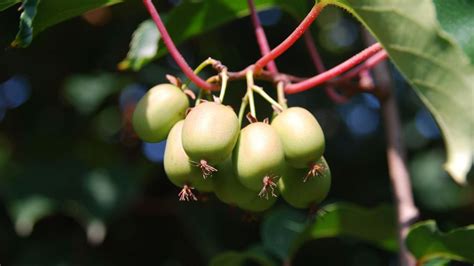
143,0,218,91
285,43,383,94
254,2,326,73
303,30,349,103
247,0,278,73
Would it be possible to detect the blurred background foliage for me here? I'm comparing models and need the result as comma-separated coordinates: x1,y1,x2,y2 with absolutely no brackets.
0,0,473,265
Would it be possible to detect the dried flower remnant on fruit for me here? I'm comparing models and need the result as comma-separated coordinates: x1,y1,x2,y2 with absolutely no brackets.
304,162,325,182
191,159,218,179
178,185,198,201
258,175,278,199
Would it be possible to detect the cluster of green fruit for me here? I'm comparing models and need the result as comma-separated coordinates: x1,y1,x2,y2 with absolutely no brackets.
132,83,331,212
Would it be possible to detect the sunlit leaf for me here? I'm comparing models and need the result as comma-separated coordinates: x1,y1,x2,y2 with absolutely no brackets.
326,0,474,184
119,20,160,71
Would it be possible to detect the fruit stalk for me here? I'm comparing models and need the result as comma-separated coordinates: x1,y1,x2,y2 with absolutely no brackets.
247,0,289,110
143,0,217,91
252,85,283,112
238,93,249,126
246,71,257,118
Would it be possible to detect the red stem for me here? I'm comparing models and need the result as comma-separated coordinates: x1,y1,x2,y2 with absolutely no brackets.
285,43,383,94
143,0,217,91
340,50,388,80
254,2,326,73
303,31,349,104
248,0,278,73
303,31,325,72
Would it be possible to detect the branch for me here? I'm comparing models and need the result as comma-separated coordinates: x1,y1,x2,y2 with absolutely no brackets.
247,0,278,73
285,43,383,94
253,2,326,73
303,30,349,104
143,0,218,91
365,32,418,266
339,50,388,81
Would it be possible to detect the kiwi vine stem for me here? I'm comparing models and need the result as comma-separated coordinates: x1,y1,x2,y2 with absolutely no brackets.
143,0,218,91
247,0,288,107
285,43,383,94
253,2,326,73
247,0,278,74
365,32,418,266
303,30,349,103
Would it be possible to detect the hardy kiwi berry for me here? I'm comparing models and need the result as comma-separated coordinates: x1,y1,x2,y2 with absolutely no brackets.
133,83,189,143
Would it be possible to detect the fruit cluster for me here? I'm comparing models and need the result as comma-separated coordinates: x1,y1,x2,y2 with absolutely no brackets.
133,83,331,212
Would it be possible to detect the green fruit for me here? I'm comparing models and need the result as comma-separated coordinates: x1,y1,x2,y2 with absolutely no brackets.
132,83,189,143
278,157,331,209
271,107,325,168
182,101,239,164
233,122,285,192
237,194,278,212
213,158,256,205
164,120,213,193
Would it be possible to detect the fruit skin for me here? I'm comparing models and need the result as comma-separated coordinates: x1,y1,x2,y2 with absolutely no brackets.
182,101,239,164
132,83,189,143
233,122,285,191
164,120,213,192
237,194,278,212
278,157,331,209
213,158,256,205
271,107,325,168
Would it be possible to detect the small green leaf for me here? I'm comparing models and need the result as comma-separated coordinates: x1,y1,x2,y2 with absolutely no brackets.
406,220,474,264
433,0,474,63
12,0,122,47
119,20,160,71
63,73,123,115
11,0,40,48
209,246,276,266
0,0,21,11
121,0,310,71
289,203,397,258
9,196,55,237
261,207,307,260
327,0,474,184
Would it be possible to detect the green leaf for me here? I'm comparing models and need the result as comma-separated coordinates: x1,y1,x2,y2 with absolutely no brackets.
289,203,397,258
261,207,307,260
63,73,123,115
433,0,474,63
0,0,21,11
406,220,474,264
2,159,139,243
9,196,55,237
120,0,310,71
327,0,474,184
12,0,122,47
209,246,276,266
119,20,161,71
11,0,40,47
